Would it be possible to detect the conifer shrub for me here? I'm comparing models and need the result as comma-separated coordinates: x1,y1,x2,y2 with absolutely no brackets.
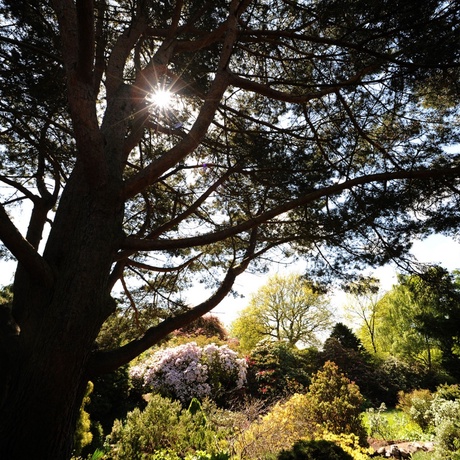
306,361,367,445
277,439,353,460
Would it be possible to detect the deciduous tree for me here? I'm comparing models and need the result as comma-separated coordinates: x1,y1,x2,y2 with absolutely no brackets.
0,1,459,457
370,267,460,377
231,273,333,348
344,277,382,353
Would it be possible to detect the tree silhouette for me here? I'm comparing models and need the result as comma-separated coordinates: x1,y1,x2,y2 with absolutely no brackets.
0,1,459,457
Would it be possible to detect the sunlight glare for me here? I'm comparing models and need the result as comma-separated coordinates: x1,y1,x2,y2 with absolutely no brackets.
150,89,172,108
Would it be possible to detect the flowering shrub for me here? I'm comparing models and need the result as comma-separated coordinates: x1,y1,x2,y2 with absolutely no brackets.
130,342,247,406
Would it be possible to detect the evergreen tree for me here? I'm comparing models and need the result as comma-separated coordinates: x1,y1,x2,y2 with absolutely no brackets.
0,1,459,457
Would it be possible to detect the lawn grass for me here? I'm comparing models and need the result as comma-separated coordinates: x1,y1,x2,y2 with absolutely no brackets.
362,407,427,442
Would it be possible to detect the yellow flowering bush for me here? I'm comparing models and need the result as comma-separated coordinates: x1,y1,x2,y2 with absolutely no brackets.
235,362,368,459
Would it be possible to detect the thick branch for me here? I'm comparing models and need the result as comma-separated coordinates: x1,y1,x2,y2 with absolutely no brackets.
89,226,257,376
51,0,106,186
122,165,460,251
87,263,242,376
122,0,246,199
227,64,379,104
76,0,95,84
0,205,53,287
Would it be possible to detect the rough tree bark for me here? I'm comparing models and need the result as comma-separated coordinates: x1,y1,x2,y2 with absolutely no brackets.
0,162,125,458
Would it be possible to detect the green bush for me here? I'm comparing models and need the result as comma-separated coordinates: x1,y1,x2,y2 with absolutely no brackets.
306,361,367,445
277,439,353,460
107,394,230,459
397,389,434,430
246,341,319,401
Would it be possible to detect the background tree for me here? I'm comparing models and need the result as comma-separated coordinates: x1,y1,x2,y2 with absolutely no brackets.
0,1,459,458
398,267,460,379
366,267,460,380
344,277,383,353
231,274,333,348
360,266,460,388
368,282,440,370
230,304,266,354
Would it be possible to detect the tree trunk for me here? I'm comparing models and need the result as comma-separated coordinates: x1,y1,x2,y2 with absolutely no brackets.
0,164,123,459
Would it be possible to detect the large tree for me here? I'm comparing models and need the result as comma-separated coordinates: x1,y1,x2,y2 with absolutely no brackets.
0,0,459,457
368,267,460,376
231,273,333,349
344,276,382,353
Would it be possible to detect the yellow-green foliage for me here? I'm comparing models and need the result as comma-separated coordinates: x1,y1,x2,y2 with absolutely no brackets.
73,381,94,456
318,431,373,460
235,362,368,459
235,393,316,459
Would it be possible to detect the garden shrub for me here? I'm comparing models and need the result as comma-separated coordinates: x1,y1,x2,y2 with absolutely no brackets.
236,362,368,459
130,342,247,406
107,394,231,459
377,357,432,404
320,337,390,407
435,383,460,401
318,431,373,460
84,363,145,455
397,388,434,430
364,403,392,440
430,395,460,460
245,340,319,401
277,439,354,460
306,361,367,445
396,384,460,459
235,393,316,459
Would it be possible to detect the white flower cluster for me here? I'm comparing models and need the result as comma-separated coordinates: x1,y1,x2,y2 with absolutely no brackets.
130,342,247,404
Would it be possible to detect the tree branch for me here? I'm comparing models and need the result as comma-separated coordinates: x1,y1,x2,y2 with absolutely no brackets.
76,0,95,84
0,205,53,288
88,225,258,376
87,263,241,376
121,165,460,251
122,0,247,199
227,64,380,104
